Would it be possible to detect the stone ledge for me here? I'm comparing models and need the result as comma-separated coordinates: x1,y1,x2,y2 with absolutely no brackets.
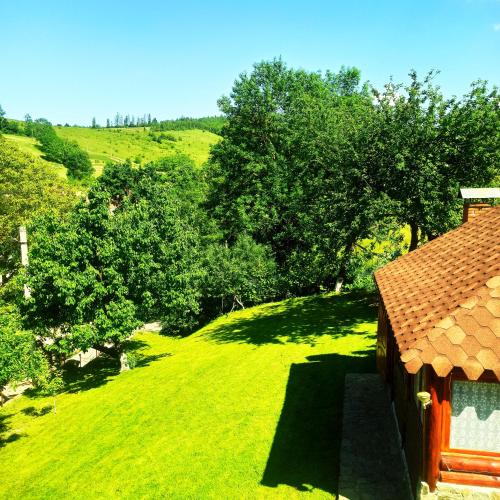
420,481,500,499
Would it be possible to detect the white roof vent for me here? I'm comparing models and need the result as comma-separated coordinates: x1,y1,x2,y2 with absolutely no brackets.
460,187,500,200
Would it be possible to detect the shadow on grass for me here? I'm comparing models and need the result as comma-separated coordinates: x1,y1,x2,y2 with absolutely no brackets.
207,292,377,346
62,348,172,394
63,355,119,393
21,405,52,417
135,352,172,368
261,350,375,496
0,412,26,448
24,339,172,398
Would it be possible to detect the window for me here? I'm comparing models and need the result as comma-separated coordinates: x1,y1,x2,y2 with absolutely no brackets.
450,380,500,453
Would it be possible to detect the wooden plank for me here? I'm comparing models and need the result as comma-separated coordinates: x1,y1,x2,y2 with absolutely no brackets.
440,470,500,488
441,452,500,476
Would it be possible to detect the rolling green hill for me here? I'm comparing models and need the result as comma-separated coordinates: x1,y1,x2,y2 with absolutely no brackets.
2,134,68,179
0,292,376,498
55,126,220,174
3,126,220,178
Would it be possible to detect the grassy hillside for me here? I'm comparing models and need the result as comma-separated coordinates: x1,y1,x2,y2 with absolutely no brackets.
0,292,376,499
2,134,67,179
56,126,220,174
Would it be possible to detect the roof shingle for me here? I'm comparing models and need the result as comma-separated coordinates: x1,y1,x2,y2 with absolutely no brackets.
374,206,500,381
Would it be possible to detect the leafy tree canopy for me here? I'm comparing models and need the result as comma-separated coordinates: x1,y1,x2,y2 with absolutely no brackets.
22,156,212,369
207,60,499,292
0,137,76,278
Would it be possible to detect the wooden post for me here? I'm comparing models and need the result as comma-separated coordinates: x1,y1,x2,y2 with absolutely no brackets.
426,374,443,491
19,225,31,298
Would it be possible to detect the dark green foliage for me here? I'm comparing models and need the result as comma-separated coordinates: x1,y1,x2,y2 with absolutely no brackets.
207,60,378,294
207,60,500,292
22,204,142,361
21,153,282,358
23,156,206,354
24,115,34,137
0,106,21,134
0,106,19,134
1,114,94,180
149,132,178,143
151,116,226,134
2,119,21,134
104,160,208,335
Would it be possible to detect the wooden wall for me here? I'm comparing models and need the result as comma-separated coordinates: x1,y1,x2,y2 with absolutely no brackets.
376,299,424,497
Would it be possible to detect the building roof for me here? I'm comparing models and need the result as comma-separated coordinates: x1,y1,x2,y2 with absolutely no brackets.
460,187,500,199
374,206,500,381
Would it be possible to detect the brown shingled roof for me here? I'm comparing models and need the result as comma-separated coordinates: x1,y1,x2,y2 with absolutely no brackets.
374,206,500,381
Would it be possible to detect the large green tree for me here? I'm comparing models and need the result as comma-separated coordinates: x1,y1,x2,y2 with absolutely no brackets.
207,60,382,293
202,235,277,315
207,61,499,293
0,137,76,280
33,121,94,180
370,71,499,249
22,157,209,369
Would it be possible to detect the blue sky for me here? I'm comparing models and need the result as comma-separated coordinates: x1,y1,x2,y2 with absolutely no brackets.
1,0,499,125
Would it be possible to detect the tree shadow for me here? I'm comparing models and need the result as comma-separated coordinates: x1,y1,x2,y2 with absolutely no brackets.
125,337,173,368
261,350,375,496
63,355,120,394
206,292,377,346
135,352,172,368
24,338,171,398
21,405,52,417
0,412,26,448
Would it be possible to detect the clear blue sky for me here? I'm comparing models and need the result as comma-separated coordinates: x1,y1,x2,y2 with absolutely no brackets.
2,0,499,125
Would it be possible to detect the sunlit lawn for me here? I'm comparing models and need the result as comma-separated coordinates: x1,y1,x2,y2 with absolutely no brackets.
0,292,376,499
55,126,221,171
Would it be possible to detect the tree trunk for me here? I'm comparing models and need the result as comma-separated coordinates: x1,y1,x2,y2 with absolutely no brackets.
94,344,129,371
119,351,130,372
426,231,437,242
334,240,355,292
409,221,419,252
234,295,245,309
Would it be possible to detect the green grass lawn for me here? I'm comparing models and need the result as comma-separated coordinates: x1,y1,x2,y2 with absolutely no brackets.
55,126,221,174
0,293,376,499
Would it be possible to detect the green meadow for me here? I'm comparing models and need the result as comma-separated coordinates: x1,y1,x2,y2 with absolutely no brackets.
0,293,376,499
3,126,220,178
56,126,221,174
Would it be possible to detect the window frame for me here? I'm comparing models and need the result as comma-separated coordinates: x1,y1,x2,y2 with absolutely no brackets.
441,370,500,458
